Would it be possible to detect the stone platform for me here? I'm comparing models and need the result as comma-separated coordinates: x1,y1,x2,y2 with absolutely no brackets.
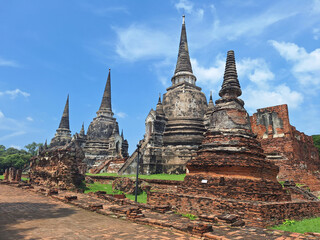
148,190,320,227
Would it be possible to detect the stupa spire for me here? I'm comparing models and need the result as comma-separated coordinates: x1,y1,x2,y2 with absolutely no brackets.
156,94,165,116
207,91,214,110
79,122,85,136
58,95,70,130
219,50,242,98
174,15,193,75
99,68,112,111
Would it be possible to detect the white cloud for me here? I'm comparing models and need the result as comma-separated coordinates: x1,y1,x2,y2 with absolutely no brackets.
237,58,274,88
114,25,176,61
0,57,19,67
0,131,26,142
0,89,30,99
26,117,34,122
191,57,225,91
312,0,320,13
243,84,304,112
313,28,320,40
175,0,194,13
0,113,28,141
115,111,127,118
212,10,297,41
193,56,274,90
270,40,320,88
9,145,22,150
192,54,303,111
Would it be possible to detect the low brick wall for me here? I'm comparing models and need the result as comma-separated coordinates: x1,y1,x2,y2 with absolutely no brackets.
148,191,320,227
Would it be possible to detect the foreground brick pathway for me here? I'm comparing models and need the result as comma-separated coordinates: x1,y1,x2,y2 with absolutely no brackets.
0,184,198,240
1,183,320,240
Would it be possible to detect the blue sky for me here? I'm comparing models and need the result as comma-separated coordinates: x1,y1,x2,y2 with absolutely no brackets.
1,0,320,153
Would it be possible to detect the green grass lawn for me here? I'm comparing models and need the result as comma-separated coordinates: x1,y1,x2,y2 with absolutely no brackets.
84,182,148,203
272,217,320,233
0,175,28,181
86,173,186,181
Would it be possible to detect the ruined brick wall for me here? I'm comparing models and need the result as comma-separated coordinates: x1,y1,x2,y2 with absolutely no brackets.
29,142,85,189
250,104,320,191
148,191,320,227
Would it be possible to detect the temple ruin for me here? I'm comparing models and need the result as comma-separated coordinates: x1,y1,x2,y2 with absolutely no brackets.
251,104,320,191
83,69,129,169
147,50,320,227
119,17,320,195
119,16,208,175
31,69,129,188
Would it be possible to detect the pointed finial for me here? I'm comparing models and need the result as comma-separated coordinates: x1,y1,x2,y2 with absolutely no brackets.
174,15,193,75
44,139,48,149
80,122,85,136
219,50,242,98
121,129,124,138
207,91,214,111
156,93,165,116
58,95,70,130
99,68,112,111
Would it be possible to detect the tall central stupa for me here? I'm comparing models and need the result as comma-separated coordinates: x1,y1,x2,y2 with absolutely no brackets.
119,16,208,174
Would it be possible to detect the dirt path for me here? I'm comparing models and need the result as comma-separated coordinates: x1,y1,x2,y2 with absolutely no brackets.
0,184,198,240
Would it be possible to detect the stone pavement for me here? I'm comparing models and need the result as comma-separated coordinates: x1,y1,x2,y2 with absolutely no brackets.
1,183,320,240
0,184,198,240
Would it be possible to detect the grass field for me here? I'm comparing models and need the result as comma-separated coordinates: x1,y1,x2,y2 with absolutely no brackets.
271,217,320,233
86,173,186,181
84,182,148,203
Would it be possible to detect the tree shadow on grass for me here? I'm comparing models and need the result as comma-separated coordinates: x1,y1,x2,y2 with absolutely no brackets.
0,202,76,240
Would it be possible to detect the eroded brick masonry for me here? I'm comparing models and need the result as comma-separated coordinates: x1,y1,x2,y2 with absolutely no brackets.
250,104,320,191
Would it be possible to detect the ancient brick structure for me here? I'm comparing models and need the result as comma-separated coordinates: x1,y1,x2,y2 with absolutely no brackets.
147,50,320,227
3,168,22,182
46,69,128,173
250,104,320,191
3,168,8,181
50,95,72,147
120,16,208,175
83,69,129,169
29,141,85,189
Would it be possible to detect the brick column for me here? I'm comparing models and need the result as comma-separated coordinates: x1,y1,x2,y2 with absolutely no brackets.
15,169,22,182
3,169,9,181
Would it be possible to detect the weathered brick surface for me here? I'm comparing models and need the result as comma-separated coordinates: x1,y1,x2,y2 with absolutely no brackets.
3,168,22,183
250,104,320,191
29,142,85,189
148,191,320,227
148,51,320,229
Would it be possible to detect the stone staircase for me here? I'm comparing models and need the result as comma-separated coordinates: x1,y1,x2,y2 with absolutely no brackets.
118,140,148,175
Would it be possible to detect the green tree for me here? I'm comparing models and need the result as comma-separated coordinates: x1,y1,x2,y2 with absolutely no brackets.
25,142,42,156
312,135,320,154
0,145,5,156
0,144,34,174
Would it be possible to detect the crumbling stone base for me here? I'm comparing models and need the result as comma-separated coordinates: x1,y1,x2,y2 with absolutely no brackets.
148,191,320,228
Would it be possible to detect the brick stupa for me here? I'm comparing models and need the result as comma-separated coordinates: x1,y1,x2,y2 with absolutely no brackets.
184,50,289,202
147,50,320,227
